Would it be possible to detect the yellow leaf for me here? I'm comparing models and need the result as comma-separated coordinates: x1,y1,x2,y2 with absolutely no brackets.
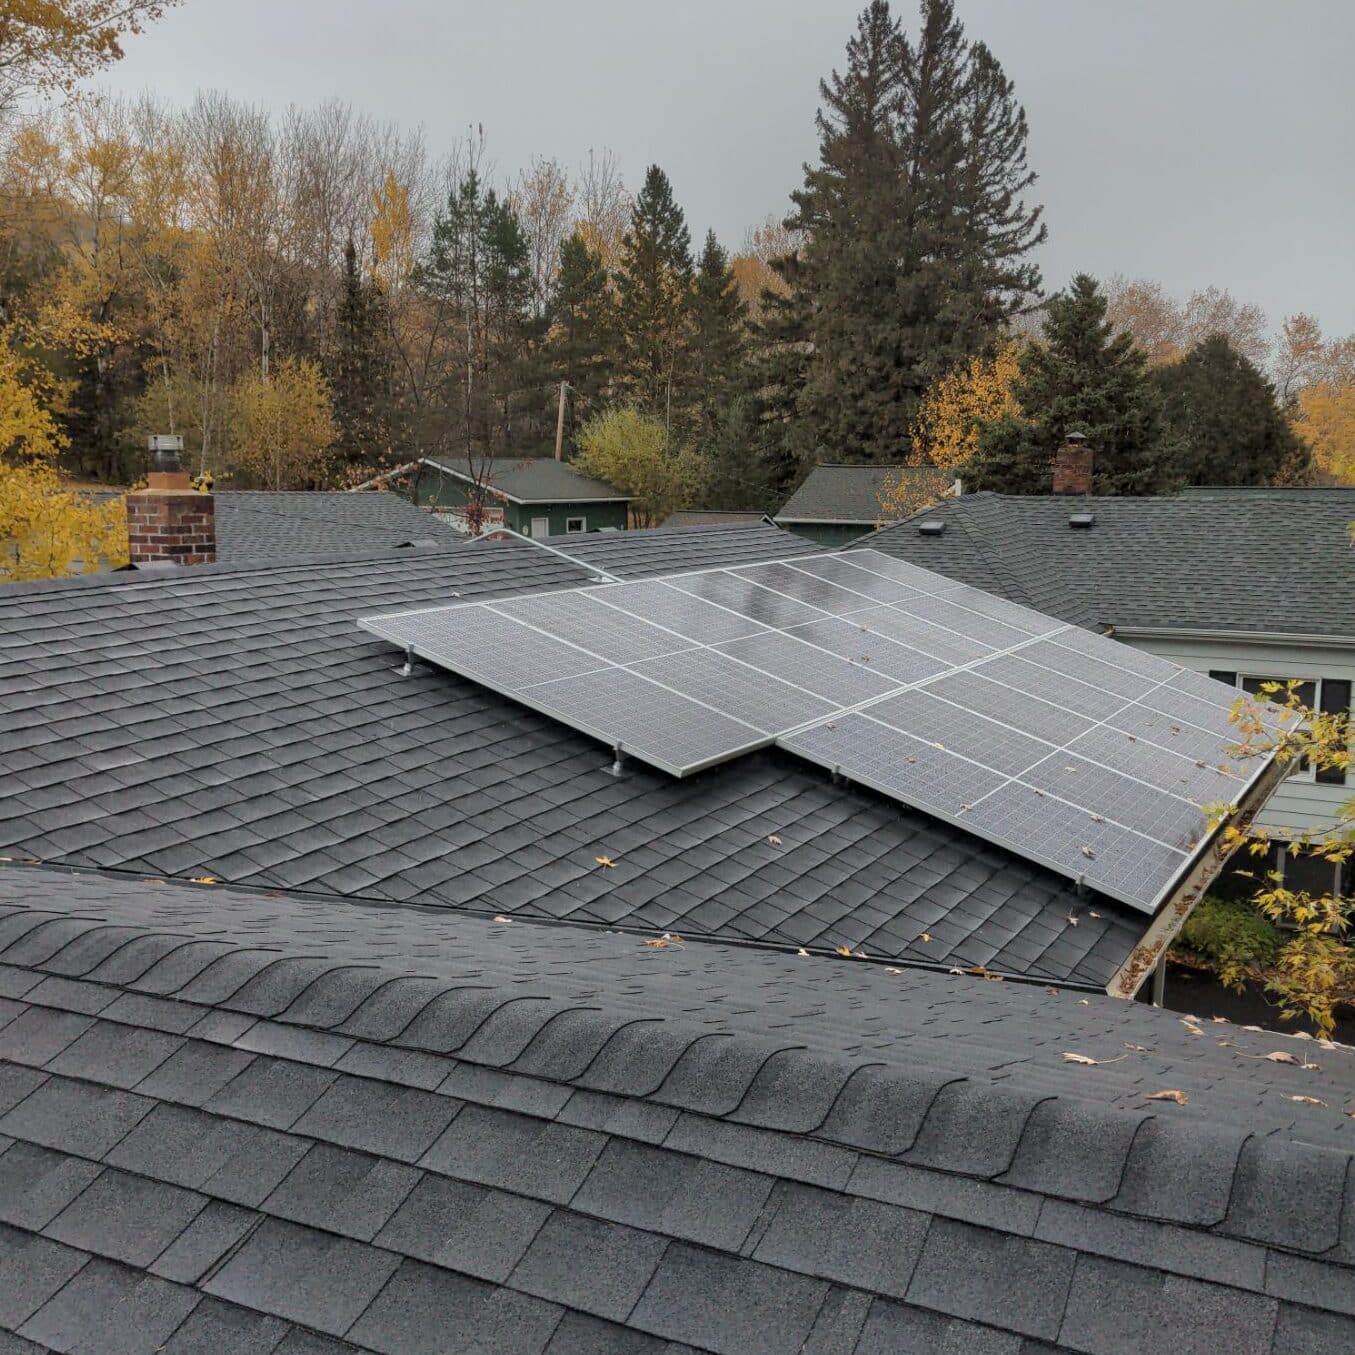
594,856,616,868
1263,1051,1302,1065
1146,1089,1188,1104
1061,1052,1099,1065
767,835,783,846
1291,1095,1327,1106
919,932,931,943
190,876,216,884
834,946,853,957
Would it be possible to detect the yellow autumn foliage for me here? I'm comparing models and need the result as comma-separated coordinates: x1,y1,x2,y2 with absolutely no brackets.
1292,382,1355,484
228,358,337,490
911,341,1021,472
1,329,128,581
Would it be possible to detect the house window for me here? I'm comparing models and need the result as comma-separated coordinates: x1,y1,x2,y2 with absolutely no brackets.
565,516,586,534
1233,675,1349,786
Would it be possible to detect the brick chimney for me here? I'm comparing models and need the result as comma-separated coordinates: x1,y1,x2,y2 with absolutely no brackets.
126,436,215,566
1052,432,1093,496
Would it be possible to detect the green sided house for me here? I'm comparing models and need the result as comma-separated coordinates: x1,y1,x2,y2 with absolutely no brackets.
413,457,632,537
774,463,960,546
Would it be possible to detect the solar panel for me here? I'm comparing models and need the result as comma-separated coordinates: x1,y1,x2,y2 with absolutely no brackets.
359,544,1281,915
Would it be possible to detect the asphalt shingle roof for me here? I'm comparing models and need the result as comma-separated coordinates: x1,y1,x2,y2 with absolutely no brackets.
776,465,954,525
0,527,1141,989
423,457,629,504
863,492,1355,639
210,492,465,562
0,865,1351,1355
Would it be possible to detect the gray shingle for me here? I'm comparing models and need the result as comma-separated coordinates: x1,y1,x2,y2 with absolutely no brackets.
45,1020,183,1088
204,1056,337,1130
419,1104,605,1205
0,1075,153,1159
260,1144,419,1240
346,1258,562,1355
290,1076,460,1162
158,1296,290,1354
629,1241,829,1355
0,1225,88,1330
20,1260,200,1353
373,1173,550,1282
44,1167,207,1267
149,1200,257,1284
854,1298,1022,1355
0,1142,102,1230
1057,1253,1278,1355
905,1218,1076,1342
203,1218,400,1335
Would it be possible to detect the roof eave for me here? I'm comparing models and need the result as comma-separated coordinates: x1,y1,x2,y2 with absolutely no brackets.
1110,624,1355,651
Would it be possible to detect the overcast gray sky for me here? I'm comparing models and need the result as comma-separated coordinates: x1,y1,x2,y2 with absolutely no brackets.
96,0,1355,339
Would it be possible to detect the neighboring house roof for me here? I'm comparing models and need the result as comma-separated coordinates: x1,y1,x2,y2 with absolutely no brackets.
421,457,630,505
776,465,954,526
863,492,1355,641
0,864,1351,1354
0,526,1141,988
90,490,465,562
1182,485,1355,503
213,491,465,560
663,510,770,527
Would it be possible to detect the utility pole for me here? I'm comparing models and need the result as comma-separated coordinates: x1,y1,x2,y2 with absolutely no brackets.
554,381,570,461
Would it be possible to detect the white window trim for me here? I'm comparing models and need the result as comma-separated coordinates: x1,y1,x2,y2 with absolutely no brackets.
565,516,586,534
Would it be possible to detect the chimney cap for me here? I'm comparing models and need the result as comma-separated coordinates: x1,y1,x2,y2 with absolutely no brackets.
1064,431,1089,445
148,434,184,475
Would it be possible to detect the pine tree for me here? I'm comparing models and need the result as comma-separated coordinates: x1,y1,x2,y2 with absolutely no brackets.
702,397,774,512
422,172,544,468
968,274,1181,495
614,165,693,427
333,236,390,466
686,230,748,446
545,229,615,452
1154,335,1311,486
766,1,1044,466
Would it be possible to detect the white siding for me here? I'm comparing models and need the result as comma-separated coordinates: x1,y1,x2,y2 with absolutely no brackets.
1123,634,1354,834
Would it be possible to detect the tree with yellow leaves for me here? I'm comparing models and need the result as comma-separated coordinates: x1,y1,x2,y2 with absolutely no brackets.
0,327,126,580
910,340,1022,473
1276,314,1355,484
574,406,702,528
1293,384,1355,484
1212,680,1354,1034
227,358,336,490
0,1,179,111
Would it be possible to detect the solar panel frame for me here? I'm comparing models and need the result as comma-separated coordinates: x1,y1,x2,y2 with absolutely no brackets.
360,544,1283,916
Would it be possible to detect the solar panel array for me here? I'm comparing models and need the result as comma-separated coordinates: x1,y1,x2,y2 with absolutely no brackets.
360,548,1281,914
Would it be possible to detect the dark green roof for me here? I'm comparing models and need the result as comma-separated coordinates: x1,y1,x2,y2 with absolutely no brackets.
776,464,954,525
422,457,629,504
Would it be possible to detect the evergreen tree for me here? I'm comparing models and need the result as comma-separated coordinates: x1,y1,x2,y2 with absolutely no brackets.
614,165,693,426
333,236,390,466
421,172,545,469
686,230,749,446
1154,335,1311,486
968,274,1181,495
702,397,774,512
545,229,614,453
767,1,1044,466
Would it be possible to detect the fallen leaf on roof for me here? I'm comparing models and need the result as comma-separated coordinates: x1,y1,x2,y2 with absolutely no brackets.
643,932,683,948
190,876,217,884
1291,1095,1328,1106
1211,1015,1229,1023
1261,1051,1303,1065
1292,1031,1314,1040
885,967,904,975
1089,813,1104,823
1127,734,1137,742
1146,1089,1188,1104
1033,788,1045,797
967,965,1004,981
1217,1040,1233,1048
797,948,809,956
492,916,512,923
1062,1051,1129,1066
920,932,932,943
1077,998,1090,1005
1125,1043,1150,1052
835,946,853,957
1089,910,1101,918
1066,914,1079,927
949,967,964,975
767,834,783,846
1242,1025,1263,1032
1045,986,1060,995
905,756,916,764
1196,760,1206,768
1080,846,1096,859
595,856,617,868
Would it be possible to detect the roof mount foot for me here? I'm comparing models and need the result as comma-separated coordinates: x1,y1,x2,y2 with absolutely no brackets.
396,647,414,677
609,745,627,777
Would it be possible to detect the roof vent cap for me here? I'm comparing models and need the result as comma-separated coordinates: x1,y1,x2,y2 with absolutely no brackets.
1068,511,1095,529
917,519,946,536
